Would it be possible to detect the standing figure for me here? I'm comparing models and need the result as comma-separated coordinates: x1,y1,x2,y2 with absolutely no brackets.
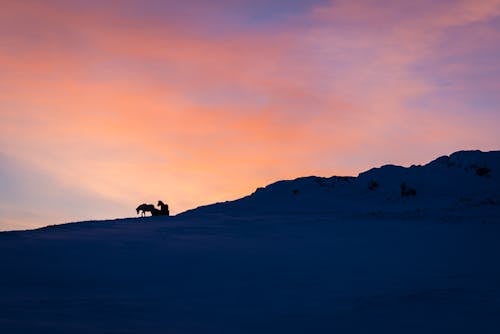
157,200,170,216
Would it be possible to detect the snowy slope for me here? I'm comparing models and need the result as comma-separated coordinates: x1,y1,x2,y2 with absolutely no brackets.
183,150,500,221
0,150,499,333
1,213,500,333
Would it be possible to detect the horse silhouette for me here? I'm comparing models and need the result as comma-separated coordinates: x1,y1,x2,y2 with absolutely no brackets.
136,201,169,217
136,203,156,217
157,200,169,216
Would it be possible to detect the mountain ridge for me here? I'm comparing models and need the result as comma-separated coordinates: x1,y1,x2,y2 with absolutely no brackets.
180,150,500,219
2,150,498,233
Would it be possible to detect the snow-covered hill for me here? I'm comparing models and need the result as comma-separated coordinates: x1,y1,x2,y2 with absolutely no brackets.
0,150,499,333
183,150,500,221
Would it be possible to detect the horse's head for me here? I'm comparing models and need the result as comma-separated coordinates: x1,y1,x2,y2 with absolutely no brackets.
158,200,164,206
136,203,149,214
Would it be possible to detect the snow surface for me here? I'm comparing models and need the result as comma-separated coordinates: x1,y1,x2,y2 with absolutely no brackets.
186,150,500,219
0,150,499,333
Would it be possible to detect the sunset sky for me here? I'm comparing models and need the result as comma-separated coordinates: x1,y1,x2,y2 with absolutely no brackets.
1,0,499,230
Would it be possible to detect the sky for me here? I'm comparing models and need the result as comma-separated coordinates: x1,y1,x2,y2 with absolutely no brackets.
1,0,499,230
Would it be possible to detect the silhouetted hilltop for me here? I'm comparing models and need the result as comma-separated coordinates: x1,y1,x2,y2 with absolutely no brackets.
181,150,500,219
1,153,499,333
